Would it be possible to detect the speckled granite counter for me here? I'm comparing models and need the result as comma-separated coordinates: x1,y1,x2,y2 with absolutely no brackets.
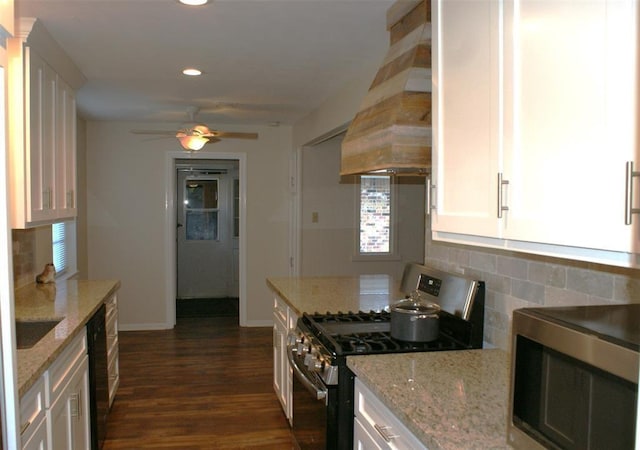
348,349,511,450
266,274,403,315
15,279,120,397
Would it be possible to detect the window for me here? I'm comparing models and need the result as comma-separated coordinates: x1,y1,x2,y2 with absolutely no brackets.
52,222,68,275
184,178,219,241
52,221,77,278
357,175,396,257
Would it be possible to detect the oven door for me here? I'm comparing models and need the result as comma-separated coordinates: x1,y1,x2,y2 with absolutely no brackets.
287,342,335,450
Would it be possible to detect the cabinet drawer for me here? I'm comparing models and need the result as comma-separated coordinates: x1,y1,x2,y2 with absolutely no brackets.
108,346,119,406
20,375,46,440
354,416,384,450
106,307,117,333
107,343,118,371
47,329,87,405
105,295,117,317
107,332,118,358
273,296,288,325
354,379,427,450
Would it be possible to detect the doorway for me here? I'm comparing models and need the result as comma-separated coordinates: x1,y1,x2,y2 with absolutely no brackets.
175,159,240,318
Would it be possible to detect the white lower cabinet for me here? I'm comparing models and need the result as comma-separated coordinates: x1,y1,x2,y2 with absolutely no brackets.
354,378,427,450
20,329,90,450
105,293,119,406
20,376,47,450
21,417,48,450
272,294,297,425
48,355,90,450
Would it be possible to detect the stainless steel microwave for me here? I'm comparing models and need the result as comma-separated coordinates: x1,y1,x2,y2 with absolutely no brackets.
508,304,639,450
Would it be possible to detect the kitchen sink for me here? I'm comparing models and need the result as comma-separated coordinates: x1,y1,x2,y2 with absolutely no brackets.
15,319,62,349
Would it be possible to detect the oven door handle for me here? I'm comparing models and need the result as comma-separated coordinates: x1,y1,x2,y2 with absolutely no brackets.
286,344,327,401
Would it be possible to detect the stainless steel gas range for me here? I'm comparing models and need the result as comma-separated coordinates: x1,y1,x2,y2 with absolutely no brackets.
286,265,486,450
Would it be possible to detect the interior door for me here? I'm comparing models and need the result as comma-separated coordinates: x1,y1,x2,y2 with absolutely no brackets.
176,170,233,299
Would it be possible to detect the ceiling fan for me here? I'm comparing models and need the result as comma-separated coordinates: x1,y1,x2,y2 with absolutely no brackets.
130,107,258,151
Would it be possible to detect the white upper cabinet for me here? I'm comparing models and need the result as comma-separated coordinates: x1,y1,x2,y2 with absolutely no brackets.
431,0,640,267
8,19,84,229
432,0,502,239
24,48,58,224
55,76,77,219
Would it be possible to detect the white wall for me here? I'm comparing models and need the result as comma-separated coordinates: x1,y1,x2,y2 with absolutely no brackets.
85,121,292,328
301,133,424,279
292,70,376,148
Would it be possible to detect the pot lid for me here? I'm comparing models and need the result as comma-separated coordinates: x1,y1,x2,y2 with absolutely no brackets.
391,290,440,315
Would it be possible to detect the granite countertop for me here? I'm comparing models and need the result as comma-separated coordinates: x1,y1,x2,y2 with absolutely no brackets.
15,279,121,397
348,349,511,450
266,274,404,315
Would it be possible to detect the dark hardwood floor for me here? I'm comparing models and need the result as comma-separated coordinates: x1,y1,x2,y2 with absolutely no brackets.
104,316,294,449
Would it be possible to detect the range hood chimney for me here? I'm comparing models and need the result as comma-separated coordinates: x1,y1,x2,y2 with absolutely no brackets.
341,0,431,176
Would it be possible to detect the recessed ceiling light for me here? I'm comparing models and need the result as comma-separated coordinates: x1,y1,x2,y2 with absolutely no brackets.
178,0,209,5
182,68,202,76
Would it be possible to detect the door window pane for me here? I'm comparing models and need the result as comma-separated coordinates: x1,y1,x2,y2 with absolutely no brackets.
185,178,219,240
186,210,218,240
186,180,218,209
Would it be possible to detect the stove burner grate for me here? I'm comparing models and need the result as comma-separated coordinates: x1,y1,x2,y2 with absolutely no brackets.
335,332,462,355
308,310,390,323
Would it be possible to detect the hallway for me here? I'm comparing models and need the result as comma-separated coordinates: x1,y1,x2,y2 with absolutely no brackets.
104,316,293,449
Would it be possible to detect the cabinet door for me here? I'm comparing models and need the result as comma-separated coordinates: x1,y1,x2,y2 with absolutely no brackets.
502,0,639,253
55,76,77,219
21,416,48,450
273,316,286,410
48,356,90,450
27,49,57,223
432,0,502,238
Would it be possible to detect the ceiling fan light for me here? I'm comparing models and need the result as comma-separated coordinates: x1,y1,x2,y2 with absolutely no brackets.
182,68,202,76
191,124,211,135
178,0,209,6
178,135,209,151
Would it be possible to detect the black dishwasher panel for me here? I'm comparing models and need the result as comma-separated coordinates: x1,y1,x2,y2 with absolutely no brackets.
87,304,109,450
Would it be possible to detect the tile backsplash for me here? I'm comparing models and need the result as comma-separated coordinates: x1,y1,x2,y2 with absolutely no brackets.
425,236,640,351
12,227,53,289
12,229,36,289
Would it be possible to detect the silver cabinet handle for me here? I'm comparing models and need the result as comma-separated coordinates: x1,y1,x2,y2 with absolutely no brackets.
67,190,75,208
625,161,639,225
497,173,509,218
373,423,399,442
70,392,80,419
426,179,436,214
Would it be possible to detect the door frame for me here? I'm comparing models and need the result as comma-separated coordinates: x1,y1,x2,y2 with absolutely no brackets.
164,151,247,327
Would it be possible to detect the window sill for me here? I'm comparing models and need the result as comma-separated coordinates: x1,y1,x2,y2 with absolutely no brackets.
55,269,79,282
351,253,401,262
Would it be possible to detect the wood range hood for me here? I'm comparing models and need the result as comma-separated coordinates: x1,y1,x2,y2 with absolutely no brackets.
341,0,431,176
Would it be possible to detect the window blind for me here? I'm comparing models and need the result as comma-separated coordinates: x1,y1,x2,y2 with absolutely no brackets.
52,222,67,275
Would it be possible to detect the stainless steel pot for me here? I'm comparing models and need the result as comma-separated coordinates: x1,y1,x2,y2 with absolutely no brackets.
390,292,440,342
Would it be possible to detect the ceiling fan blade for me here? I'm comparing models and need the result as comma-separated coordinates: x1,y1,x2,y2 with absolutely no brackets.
205,137,222,144
131,129,176,136
208,131,258,140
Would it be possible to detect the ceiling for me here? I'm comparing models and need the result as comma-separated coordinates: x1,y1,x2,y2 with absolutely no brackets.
15,0,395,126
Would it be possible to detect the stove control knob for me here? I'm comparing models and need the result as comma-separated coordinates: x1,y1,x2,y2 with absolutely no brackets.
304,349,315,365
306,354,323,372
312,358,324,372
